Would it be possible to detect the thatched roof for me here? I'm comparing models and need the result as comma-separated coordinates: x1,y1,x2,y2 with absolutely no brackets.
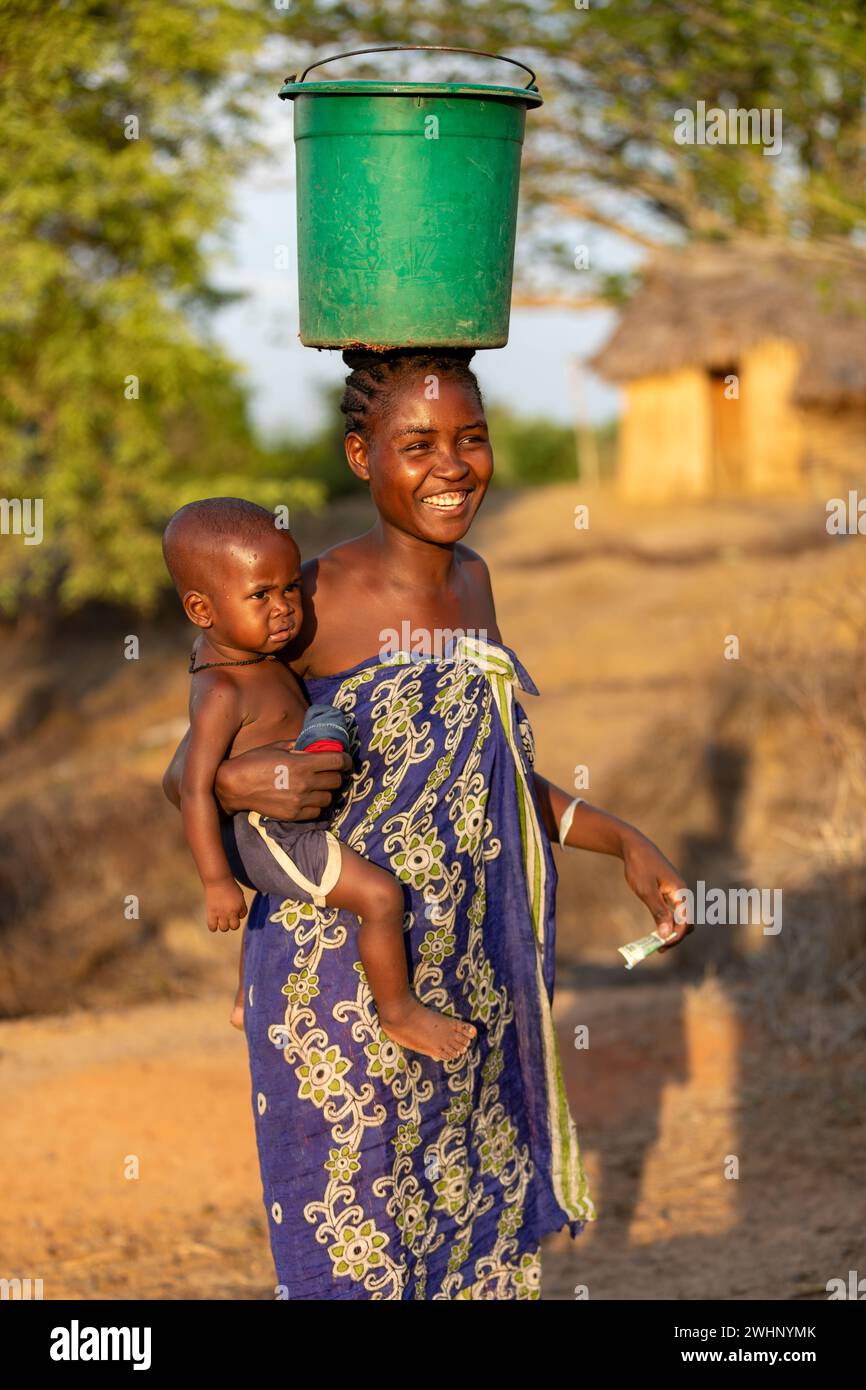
591,243,866,406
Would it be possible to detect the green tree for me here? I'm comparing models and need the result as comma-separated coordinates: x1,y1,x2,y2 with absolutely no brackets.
484,403,616,488
262,383,369,502
0,0,320,618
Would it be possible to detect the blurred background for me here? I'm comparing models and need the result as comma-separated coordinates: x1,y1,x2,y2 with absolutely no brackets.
1,0,864,1300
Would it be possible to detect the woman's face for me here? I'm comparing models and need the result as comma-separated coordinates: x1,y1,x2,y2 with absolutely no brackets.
345,376,493,543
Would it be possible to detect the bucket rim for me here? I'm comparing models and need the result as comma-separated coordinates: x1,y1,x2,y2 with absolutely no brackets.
278,79,543,108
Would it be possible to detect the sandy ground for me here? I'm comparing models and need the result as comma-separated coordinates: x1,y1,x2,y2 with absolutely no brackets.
1,487,864,1299
1,976,862,1300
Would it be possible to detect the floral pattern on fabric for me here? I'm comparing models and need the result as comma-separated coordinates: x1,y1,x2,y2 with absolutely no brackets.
242,635,596,1300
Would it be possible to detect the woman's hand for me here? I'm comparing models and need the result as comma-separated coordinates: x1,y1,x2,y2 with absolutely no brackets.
213,740,352,820
620,829,693,951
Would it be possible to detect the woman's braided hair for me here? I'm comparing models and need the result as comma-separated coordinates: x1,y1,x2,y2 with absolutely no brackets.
340,347,484,441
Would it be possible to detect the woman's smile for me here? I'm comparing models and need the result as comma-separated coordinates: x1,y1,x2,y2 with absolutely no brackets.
419,488,474,513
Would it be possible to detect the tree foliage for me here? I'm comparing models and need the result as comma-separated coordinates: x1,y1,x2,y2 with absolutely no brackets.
0,0,320,618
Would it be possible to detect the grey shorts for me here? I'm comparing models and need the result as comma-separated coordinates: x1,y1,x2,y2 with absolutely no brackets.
230,811,342,908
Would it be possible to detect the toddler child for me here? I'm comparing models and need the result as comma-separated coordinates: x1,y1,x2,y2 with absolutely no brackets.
162,496,476,1063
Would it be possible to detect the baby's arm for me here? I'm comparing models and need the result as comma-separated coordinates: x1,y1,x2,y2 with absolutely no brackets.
181,673,248,933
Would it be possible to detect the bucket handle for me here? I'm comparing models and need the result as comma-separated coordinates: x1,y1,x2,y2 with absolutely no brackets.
285,45,538,91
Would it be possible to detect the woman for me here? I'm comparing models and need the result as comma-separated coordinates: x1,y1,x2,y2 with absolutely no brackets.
164,347,691,1300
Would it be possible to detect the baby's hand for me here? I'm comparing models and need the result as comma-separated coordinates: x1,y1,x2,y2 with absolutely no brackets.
205,879,248,933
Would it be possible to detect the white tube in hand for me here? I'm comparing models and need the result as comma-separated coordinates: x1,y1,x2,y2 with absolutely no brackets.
618,929,669,969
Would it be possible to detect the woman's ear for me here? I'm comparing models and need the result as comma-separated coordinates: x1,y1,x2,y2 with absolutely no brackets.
344,431,370,483
183,590,213,628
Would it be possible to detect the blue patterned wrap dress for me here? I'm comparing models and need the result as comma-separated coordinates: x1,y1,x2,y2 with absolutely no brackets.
241,633,597,1299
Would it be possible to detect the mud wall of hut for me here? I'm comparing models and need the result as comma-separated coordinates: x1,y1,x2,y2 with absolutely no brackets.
739,339,804,494
611,338,852,500
616,369,711,502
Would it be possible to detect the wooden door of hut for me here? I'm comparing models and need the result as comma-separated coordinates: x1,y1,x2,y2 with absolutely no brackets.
708,366,744,492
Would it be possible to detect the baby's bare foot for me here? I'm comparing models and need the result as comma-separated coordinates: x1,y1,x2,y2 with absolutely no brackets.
380,999,476,1061
230,999,245,1031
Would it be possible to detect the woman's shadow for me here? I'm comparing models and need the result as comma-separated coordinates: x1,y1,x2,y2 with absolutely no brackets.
554,736,749,1261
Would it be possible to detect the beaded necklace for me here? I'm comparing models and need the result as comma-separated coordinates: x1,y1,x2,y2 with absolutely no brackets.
188,650,277,674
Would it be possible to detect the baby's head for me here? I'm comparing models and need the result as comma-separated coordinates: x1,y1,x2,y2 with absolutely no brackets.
162,497,302,655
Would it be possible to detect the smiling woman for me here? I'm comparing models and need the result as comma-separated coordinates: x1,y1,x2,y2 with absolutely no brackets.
163,345,690,1299
218,346,596,1299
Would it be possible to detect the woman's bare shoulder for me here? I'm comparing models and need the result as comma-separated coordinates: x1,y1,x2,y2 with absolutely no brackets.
302,535,370,590
456,542,494,595
456,544,499,634
456,542,490,572
289,537,372,675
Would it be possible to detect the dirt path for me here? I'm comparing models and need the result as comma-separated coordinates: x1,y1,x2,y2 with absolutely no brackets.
2,977,860,1299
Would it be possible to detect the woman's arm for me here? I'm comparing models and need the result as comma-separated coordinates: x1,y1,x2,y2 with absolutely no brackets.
533,774,630,856
533,772,692,950
163,728,352,820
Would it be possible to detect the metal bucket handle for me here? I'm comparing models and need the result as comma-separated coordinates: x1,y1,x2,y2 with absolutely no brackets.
285,44,538,91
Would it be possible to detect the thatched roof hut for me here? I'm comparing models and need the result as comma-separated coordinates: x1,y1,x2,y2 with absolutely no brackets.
591,243,866,499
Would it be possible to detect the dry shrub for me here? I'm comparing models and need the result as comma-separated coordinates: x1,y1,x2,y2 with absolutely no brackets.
594,553,866,1056
731,566,866,1054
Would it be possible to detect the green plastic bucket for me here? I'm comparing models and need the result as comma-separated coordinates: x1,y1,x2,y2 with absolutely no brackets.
278,46,543,350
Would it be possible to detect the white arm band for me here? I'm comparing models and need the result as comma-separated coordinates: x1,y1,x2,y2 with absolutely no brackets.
558,796,585,849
